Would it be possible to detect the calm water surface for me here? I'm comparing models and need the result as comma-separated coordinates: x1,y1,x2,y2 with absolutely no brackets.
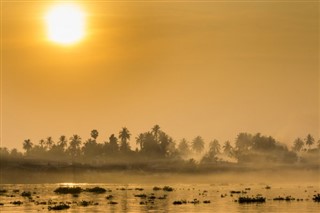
0,183,319,212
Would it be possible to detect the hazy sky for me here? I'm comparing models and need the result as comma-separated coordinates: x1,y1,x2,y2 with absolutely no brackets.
1,0,319,150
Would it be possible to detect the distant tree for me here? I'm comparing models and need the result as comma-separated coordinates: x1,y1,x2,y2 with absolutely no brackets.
151,125,161,142
82,138,99,158
67,135,82,158
91,129,99,140
48,136,67,160
57,135,68,150
166,138,177,158
82,130,101,158
23,139,33,154
108,134,119,153
34,144,48,157
135,133,145,150
178,138,190,156
251,134,276,151
292,138,304,152
45,137,54,150
192,136,205,154
141,132,159,155
0,147,10,158
39,139,45,149
318,139,320,149
119,127,131,152
305,134,315,149
159,131,174,157
201,140,220,164
208,139,221,155
235,133,253,152
234,133,298,164
10,148,22,158
223,141,233,156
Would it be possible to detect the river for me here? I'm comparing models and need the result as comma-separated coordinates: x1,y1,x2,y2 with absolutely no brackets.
0,182,319,212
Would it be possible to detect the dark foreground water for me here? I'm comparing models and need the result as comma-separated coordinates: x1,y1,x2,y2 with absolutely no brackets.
0,183,319,212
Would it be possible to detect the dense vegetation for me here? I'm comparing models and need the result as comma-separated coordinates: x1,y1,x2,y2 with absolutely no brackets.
1,125,319,171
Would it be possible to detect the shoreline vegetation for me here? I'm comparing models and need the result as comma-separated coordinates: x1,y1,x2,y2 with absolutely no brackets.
1,125,319,183
1,165,319,184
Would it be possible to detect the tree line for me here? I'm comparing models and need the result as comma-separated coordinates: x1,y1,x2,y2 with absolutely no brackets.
1,125,319,166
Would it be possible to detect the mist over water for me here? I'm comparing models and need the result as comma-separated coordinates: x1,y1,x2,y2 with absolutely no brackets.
1,168,319,185
1,1,319,212
1,139,318,212
1,128,319,186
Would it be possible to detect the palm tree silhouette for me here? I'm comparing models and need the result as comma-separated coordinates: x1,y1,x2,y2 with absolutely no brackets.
68,135,82,158
223,141,233,156
178,138,190,156
39,139,45,149
159,131,172,156
91,129,99,140
202,140,221,163
292,138,304,152
209,139,221,155
136,133,145,150
192,136,205,154
49,135,67,158
46,137,54,150
305,134,315,150
23,139,33,154
82,138,98,158
57,135,67,149
119,127,131,152
151,125,160,142
108,134,119,153
235,133,253,152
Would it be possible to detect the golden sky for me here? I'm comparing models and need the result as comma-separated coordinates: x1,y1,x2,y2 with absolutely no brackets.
1,0,319,150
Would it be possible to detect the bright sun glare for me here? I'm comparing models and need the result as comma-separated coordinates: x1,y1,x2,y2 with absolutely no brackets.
46,4,85,45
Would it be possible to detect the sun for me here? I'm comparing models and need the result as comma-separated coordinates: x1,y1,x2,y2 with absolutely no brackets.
45,4,85,45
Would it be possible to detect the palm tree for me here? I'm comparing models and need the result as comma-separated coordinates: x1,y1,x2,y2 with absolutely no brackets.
292,138,304,152
68,134,82,158
140,131,158,155
57,135,67,149
178,138,190,156
136,133,145,150
82,138,98,158
48,135,67,158
208,139,221,155
45,137,54,150
192,136,205,154
201,140,220,163
119,127,131,152
108,134,119,153
151,125,161,142
91,129,99,140
23,139,33,154
158,131,172,157
39,139,45,148
235,133,253,152
222,141,233,156
305,134,315,150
